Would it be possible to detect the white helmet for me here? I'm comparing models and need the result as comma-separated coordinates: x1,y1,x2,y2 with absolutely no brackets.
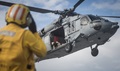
6,4,32,26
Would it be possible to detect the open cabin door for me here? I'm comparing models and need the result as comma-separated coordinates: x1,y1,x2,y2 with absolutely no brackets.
50,27,66,50
42,26,66,52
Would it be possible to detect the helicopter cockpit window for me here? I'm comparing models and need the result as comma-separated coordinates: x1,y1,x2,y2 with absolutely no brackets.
88,15,101,21
80,16,89,26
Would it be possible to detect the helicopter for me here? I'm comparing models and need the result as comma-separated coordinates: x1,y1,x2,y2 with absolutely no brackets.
0,0,119,61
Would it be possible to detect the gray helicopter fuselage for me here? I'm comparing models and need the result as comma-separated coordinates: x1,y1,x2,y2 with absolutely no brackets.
40,14,119,60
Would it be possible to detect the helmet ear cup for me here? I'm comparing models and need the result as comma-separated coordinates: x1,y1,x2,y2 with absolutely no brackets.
5,12,9,25
26,14,32,26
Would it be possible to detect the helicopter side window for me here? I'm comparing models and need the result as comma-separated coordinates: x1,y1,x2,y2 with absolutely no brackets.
88,15,101,21
80,16,89,26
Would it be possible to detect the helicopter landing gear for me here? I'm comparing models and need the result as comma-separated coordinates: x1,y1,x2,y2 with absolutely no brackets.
90,44,99,57
65,42,73,53
65,41,75,53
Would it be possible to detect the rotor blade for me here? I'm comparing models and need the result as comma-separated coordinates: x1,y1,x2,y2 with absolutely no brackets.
100,16,120,18
73,0,84,11
0,1,14,6
28,6,56,13
0,1,57,13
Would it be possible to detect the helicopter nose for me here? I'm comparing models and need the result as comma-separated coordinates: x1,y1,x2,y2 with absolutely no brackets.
111,22,119,29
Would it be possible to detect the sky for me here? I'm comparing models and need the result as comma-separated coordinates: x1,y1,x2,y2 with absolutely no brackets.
0,0,120,71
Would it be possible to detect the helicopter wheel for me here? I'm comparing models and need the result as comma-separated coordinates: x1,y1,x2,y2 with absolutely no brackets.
65,42,73,53
91,48,99,57
91,45,99,57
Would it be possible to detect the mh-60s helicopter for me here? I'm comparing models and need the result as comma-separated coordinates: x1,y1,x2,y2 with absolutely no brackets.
0,0,119,61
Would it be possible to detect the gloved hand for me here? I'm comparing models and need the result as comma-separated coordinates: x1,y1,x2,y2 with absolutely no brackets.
28,13,37,33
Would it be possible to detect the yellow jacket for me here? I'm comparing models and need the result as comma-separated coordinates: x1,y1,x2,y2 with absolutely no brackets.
0,23,47,71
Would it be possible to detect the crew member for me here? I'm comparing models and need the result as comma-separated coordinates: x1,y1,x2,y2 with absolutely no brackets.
52,36,60,49
0,4,47,71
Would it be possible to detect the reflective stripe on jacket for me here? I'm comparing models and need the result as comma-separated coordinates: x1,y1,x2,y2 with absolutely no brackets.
0,23,47,71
